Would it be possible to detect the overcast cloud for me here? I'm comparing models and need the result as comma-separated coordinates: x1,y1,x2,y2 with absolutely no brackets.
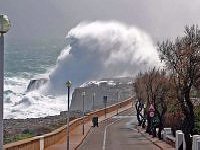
1,0,200,42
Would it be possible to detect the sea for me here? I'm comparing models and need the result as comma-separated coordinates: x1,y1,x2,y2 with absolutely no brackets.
4,38,68,119
3,21,160,119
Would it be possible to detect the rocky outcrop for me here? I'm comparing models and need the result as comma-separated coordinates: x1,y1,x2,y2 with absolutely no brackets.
26,78,48,92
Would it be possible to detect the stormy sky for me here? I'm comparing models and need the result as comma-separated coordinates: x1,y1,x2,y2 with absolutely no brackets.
1,0,200,42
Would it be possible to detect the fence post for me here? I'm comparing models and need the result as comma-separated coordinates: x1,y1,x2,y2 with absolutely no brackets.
197,138,200,150
176,130,185,150
39,136,44,150
192,135,200,150
163,128,172,140
192,135,198,150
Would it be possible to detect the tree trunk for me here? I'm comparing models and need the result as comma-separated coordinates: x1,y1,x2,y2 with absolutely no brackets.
185,134,192,150
137,112,142,126
135,101,142,126
146,115,151,134
181,89,194,150
152,127,157,138
158,118,163,139
142,118,146,128
182,115,194,150
158,107,166,139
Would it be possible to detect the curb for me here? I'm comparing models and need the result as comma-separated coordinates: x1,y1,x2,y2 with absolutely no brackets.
139,131,163,150
74,126,92,150
137,127,174,150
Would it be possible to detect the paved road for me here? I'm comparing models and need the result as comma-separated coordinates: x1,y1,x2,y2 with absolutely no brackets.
77,109,160,150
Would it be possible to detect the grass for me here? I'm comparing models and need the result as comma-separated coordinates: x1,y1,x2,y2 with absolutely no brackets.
3,117,76,144
4,133,33,144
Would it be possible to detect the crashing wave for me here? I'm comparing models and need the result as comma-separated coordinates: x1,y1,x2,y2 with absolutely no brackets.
26,78,48,92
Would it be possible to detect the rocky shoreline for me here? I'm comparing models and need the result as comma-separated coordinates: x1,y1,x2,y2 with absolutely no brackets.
3,111,77,144
3,77,133,144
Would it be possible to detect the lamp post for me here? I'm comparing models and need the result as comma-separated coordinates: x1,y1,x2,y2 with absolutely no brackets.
116,91,119,115
0,14,11,149
82,92,85,135
92,93,95,111
103,96,107,118
66,81,72,150
132,80,134,107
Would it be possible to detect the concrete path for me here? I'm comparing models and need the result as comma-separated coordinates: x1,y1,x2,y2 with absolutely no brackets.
45,103,133,150
46,103,174,150
77,109,161,150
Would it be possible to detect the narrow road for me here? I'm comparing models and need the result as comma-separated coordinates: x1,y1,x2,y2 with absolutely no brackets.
77,109,160,150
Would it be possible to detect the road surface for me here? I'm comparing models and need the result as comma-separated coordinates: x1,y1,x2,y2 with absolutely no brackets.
77,108,160,150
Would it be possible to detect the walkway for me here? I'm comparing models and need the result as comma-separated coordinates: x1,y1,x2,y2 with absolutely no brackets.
46,103,174,150
78,109,161,150
45,103,132,150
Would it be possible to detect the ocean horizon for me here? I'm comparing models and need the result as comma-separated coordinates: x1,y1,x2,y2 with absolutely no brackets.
4,38,68,119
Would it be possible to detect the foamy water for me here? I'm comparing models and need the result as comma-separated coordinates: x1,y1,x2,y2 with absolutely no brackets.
4,76,68,119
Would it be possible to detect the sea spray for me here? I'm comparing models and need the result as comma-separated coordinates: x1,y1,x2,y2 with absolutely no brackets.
43,21,160,94
4,77,67,118
4,21,161,118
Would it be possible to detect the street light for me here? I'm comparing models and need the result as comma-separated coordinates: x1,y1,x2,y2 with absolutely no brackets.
92,93,95,111
116,91,119,115
66,81,72,150
132,80,134,107
0,14,11,149
103,96,107,118
82,92,85,135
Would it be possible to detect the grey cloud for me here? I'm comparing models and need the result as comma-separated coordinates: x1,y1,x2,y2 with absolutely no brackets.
1,0,200,42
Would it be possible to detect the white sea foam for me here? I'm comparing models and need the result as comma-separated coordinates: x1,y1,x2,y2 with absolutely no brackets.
4,77,67,119
43,21,160,95
4,21,161,118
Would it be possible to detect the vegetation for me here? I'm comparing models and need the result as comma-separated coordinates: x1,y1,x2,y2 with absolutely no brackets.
135,69,172,139
135,25,200,150
158,25,200,149
3,117,76,144
4,133,33,144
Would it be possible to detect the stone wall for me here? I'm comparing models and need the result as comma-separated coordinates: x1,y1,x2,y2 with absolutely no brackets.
70,77,134,111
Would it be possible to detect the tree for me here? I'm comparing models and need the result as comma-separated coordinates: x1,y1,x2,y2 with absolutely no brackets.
158,25,200,149
145,69,170,138
135,69,171,138
152,70,170,139
135,73,146,127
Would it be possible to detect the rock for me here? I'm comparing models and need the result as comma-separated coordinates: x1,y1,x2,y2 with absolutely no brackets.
26,78,48,92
